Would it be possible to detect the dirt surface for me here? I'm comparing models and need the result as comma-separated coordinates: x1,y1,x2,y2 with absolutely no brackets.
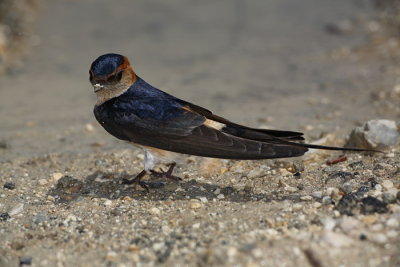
1,0,399,266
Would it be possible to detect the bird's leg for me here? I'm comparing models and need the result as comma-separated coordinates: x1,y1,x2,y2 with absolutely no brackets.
122,170,149,192
150,162,182,181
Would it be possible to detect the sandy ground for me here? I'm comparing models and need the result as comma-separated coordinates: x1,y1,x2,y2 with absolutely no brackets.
0,0,399,266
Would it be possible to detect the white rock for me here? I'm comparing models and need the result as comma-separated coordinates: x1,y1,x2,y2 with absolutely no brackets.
38,179,48,186
382,180,394,190
386,217,399,228
198,197,208,203
217,194,225,200
51,172,63,181
346,119,399,150
9,203,24,216
340,216,360,233
323,218,336,231
149,207,161,215
323,231,354,247
300,195,313,201
192,223,200,229
103,200,113,206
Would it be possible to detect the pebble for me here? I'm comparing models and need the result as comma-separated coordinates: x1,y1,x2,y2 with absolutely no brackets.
292,203,303,211
346,119,399,150
323,231,353,247
214,188,221,195
85,123,94,132
340,216,360,233
19,256,32,266
192,222,200,229
382,189,398,203
217,194,225,200
190,202,202,209
381,180,394,190
322,196,333,205
0,212,10,221
386,217,399,228
103,200,113,207
311,191,323,199
149,207,161,215
285,186,297,193
300,195,313,201
371,233,388,244
3,182,15,190
198,197,208,203
9,203,24,216
38,179,48,186
106,251,117,261
340,182,353,194
322,218,336,230
51,172,63,181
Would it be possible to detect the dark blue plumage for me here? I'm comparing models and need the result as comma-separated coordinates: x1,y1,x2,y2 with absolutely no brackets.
90,53,125,78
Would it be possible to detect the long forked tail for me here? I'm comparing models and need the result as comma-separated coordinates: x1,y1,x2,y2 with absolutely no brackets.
285,141,382,153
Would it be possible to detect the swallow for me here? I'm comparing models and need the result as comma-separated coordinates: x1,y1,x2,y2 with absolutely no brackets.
89,53,371,189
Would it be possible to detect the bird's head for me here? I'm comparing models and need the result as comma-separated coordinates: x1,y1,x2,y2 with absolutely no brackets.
89,53,136,104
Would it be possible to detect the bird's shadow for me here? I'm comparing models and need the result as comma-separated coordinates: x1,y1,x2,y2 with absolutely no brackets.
47,171,301,204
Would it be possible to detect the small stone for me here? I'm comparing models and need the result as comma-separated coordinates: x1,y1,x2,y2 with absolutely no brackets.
103,200,113,207
313,202,322,208
0,212,10,221
292,203,303,211
340,216,360,233
149,207,161,215
85,123,94,132
38,179,48,186
9,203,24,216
192,223,200,229
198,158,223,176
381,180,394,190
346,119,399,150
312,191,323,199
361,196,388,214
51,172,63,181
106,251,117,261
198,197,208,203
152,242,165,251
247,168,264,178
340,182,353,194
190,202,202,209
214,188,221,195
300,195,313,201
217,194,225,200
323,231,354,247
374,184,382,192
322,218,336,230
382,189,398,203
122,196,132,201
279,168,292,177
386,217,399,228
371,233,387,244
322,196,333,205
19,256,32,266
285,186,297,193
3,182,15,190
362,215,378,225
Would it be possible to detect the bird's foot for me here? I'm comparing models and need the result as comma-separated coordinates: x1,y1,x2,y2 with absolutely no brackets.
122,170,149,192
150,163,182,181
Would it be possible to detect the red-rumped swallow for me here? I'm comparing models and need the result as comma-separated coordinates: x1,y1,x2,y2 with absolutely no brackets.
90,53,370,189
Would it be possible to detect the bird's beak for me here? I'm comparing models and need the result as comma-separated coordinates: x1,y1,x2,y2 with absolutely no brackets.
93,83,104,92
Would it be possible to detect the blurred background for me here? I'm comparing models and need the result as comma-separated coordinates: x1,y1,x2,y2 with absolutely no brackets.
0,0,399,160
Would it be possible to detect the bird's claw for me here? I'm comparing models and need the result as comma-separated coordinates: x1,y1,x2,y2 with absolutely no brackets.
150,163,182,181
